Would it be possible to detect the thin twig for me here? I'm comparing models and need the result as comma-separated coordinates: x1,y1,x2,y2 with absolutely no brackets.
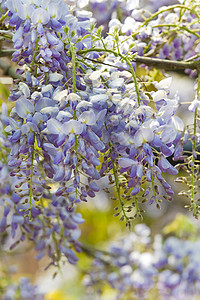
78,54,131,72
0,49,15,57
0,30,13,37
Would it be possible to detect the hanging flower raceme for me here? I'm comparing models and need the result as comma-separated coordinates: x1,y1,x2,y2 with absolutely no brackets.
5,0,93,82
81,51,184,215
0,78,89,265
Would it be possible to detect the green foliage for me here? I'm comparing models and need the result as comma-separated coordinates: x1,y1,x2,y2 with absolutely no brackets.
163,213,197,238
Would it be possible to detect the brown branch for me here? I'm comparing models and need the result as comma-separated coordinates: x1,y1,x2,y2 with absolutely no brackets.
134,56,200,71
78,48,200,72
78,47,200,72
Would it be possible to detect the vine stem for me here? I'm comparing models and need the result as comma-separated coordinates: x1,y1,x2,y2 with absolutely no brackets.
112,161,129,224
0,11,8,23
191,108,197,216
70,42,79,200
191,74,200,216
108,143,129,224
104,119,130,222
151,169,159,208
70,42,76,94
152,24,200,39
134,196,140,217
122,55,140,105
132,4,199,38
52,231,61,268
29,135,35,220
30,36,39,66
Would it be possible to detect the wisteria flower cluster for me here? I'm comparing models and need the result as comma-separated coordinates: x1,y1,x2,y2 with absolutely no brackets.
84,223,200,300
0,264,44,300
122,0,200,76
0,0,200,277
2,277,44,300
74,0,178,31
6,0,93,80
